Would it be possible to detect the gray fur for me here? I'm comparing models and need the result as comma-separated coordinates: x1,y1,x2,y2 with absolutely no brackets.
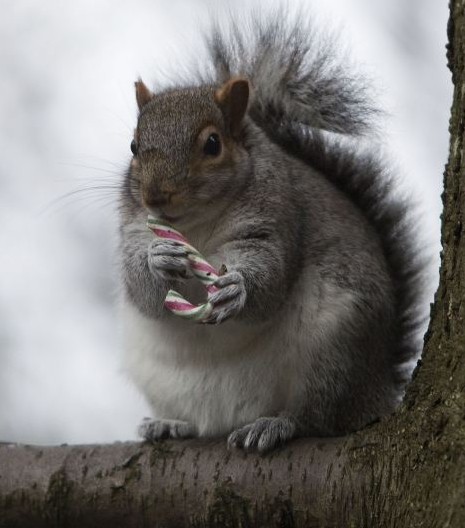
118,12,426,451
119,217,174,318
206,12,378,136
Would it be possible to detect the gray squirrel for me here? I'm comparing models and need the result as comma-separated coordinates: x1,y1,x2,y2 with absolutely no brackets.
119,14,426,452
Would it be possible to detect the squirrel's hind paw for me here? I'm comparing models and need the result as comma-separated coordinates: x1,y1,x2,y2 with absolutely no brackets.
227,415,296,453
138,418,197,442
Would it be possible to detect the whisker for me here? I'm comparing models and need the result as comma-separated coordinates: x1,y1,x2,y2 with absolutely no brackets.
57,161,123,177
39,183,124,217
63,154,129,169
40,156,140,218
45,194,120,221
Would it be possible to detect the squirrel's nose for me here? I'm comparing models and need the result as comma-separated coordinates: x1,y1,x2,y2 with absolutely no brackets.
142,189,174,207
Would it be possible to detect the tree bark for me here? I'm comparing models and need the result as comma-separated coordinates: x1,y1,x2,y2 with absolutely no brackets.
1,2,463,527
0,438,353,528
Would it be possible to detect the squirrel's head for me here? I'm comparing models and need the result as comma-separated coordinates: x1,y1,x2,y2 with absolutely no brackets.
127,77,252,224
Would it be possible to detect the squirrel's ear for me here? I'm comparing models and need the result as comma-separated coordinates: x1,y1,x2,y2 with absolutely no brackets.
215,77,250,136
135,78,153,110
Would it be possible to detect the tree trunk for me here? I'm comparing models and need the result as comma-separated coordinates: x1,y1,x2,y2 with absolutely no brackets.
1,3,463,527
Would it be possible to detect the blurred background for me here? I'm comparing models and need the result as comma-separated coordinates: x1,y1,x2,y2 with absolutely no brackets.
0,0,452,445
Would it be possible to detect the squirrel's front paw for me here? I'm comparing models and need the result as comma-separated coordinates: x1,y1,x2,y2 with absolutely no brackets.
148,239,191,281
203,271,247,324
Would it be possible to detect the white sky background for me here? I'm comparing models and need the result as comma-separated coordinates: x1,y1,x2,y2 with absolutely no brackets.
0,0,452,444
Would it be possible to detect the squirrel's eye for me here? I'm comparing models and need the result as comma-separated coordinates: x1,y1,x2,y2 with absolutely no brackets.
130,139,138,156
203,133,221,156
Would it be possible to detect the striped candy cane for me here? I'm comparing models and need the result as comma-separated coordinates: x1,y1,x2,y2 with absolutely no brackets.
146,215,219,322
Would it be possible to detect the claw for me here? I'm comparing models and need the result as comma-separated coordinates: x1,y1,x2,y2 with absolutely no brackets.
227,416,296,452
204,271,247,324
148,239,191,280
138,418,197,442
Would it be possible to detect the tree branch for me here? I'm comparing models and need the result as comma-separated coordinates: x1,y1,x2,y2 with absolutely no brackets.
0,436,358,528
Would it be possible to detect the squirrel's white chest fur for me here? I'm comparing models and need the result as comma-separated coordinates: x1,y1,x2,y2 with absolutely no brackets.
121,300,298,436
121,270,356,437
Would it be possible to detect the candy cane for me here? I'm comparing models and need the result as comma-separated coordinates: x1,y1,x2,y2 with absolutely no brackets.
146,215,219,322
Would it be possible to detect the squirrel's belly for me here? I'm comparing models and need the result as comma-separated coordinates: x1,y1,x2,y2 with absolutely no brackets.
120,272,361,435
120,299,304,436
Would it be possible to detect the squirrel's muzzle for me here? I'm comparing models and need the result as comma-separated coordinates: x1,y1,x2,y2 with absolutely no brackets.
139,156,183,208
141,185,177,208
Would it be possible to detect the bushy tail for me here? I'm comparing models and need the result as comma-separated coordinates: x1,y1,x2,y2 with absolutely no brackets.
279,127,429,381
207,10,378,136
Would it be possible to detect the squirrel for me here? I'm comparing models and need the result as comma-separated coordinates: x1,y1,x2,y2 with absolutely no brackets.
118,13,426,452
